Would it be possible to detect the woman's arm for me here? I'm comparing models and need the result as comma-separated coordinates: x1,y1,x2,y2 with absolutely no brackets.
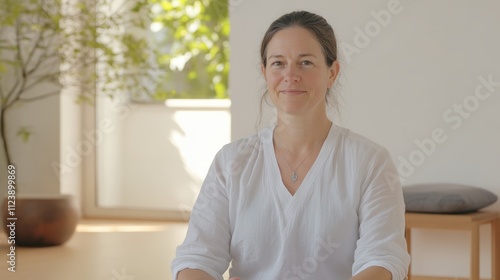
352,147,410,279
177,269,241,280
171,150,232,279
351,266,392,280
177,268,216,280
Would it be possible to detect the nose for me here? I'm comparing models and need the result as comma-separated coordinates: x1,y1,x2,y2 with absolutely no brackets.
284,65,300,82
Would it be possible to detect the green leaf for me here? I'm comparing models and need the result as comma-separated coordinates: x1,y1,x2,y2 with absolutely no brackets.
214,82,225,98
16,127,31,143
132,0,148,12
152,90,169,100
188,71,197,80
161,1,173,11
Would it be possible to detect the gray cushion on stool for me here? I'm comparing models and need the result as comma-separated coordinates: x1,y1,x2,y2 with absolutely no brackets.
403,183,497,214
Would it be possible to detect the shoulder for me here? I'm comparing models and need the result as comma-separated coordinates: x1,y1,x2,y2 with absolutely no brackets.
333,125,388,156
330,125,395,174
332,126,399,191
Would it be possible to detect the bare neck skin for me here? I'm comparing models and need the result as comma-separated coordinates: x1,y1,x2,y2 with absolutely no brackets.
274,110,332,155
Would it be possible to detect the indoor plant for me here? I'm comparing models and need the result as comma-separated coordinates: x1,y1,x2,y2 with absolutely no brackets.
0,0,154,167
0,0,154,246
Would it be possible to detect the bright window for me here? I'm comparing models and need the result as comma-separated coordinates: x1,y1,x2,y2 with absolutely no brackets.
137,0,230,101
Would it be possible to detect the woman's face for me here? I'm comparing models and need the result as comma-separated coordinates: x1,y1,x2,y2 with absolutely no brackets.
262,27,339,117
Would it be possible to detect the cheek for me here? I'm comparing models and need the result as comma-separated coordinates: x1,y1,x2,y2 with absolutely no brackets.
311,73,330,89
301,73,323,88
265,72,282,89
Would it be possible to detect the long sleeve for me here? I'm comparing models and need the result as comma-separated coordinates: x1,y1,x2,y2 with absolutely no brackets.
171,151,232,280
352,147,410,280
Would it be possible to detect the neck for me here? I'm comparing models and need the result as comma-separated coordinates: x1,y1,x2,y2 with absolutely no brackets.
274,114,332,155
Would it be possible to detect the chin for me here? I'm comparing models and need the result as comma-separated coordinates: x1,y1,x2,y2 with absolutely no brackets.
280,106,305,115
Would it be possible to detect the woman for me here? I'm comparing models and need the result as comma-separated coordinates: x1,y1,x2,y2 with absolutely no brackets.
172,10,410,280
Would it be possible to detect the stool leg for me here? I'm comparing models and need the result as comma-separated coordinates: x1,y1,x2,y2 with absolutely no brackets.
406,227,412,280
493,218,500,280
471,225,480,280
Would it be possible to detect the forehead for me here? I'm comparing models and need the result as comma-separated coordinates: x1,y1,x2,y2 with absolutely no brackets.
267,26,323,57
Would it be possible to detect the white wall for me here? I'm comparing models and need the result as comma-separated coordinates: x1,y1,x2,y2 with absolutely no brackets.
230,0,500,278
97,99,231,214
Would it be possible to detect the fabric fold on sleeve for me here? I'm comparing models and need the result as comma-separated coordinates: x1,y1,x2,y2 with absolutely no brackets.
171,149,232,280
352,147,411,280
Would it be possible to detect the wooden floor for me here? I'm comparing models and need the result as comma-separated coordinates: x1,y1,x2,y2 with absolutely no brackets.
0,219,190,280
0,220,493,279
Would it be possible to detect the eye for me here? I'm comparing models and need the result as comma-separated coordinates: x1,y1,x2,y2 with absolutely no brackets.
270,61,284,68
300,60,313,66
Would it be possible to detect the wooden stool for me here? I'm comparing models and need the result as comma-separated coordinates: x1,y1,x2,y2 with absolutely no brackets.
405,211,500,280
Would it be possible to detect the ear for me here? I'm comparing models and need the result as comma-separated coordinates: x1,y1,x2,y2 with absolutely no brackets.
261,64,267,81
327,60,340,88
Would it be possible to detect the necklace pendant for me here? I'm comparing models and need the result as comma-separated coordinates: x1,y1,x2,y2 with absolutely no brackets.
291,172,298,182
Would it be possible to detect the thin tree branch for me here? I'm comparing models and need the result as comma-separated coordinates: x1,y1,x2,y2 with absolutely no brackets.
3,20,28,106
22,73,60,93
0,86,56,112
2,93,20,112
22,48,113,95
23,23,50,72
0,80,5,103
0,105,11,165
27,30,58,75
25,42,59,77
17,90,60,103
21,72,60,95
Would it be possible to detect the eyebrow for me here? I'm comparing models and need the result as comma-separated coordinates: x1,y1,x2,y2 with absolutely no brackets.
267,53,318,60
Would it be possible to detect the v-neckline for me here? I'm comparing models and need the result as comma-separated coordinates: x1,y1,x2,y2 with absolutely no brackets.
265,125,336,214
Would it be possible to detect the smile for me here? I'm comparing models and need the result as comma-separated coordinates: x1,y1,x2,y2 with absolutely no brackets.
279,90,306,95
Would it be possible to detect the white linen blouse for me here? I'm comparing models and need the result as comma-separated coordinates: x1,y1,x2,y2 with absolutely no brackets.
172,125,410,280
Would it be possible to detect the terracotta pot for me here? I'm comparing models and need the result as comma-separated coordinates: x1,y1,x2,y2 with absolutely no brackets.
1,194,79,247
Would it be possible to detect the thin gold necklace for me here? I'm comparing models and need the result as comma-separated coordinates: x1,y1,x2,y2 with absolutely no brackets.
275,133,324,183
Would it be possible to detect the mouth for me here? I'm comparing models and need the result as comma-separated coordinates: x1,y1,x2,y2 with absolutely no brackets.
279,89,306,95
